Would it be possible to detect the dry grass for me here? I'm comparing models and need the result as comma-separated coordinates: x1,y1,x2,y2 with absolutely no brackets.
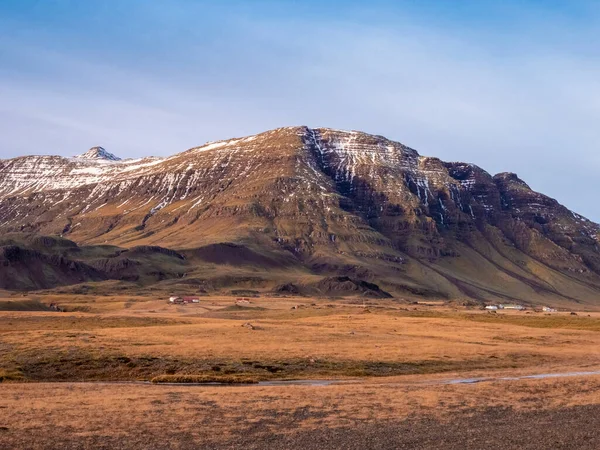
2,373,600,448
151,374,260,384
1,295,600,382
1,295,600,378
3,294,600,447
461,312,600,331
0,368,23,382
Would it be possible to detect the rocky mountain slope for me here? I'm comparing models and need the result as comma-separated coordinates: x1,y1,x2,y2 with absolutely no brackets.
1,127,599,305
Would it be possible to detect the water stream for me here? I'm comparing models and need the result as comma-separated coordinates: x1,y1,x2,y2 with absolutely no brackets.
47,369,600,388
443,370,600,385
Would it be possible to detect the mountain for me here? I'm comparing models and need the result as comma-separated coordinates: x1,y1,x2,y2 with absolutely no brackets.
74,146,121,161
1,126,599,306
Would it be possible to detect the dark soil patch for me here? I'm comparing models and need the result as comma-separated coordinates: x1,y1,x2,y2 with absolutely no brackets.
11,352,527,383
186,243,294,268
0,300,52,312
310,276,392,298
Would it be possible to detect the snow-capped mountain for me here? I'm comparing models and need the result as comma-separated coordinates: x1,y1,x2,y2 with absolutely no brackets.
1,126,599,302
74,146,122,161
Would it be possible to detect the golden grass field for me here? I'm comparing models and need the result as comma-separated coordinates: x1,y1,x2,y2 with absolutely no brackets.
3,368,600,448
2,293,600,448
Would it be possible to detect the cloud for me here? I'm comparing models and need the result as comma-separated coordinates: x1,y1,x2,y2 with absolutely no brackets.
0,1,599,220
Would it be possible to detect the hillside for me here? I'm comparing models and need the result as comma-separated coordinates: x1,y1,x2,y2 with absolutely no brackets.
1,126,599,306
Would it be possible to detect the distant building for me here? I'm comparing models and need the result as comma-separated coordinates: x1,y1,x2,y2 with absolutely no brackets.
169,296,200,304
500,304,525,310
485,305,499,310
542,306,557,312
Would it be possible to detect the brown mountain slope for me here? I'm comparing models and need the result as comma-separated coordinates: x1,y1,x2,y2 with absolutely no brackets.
0,127,599,306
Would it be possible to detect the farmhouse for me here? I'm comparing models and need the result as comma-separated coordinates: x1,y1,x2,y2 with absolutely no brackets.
169,296,200,304
484,304,525,311
500,304,525,310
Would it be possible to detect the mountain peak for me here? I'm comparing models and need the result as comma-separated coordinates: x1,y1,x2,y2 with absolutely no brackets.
75,147,121,161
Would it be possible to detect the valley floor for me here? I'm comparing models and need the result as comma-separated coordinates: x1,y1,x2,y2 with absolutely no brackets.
2,294,600,448
3,374,600,449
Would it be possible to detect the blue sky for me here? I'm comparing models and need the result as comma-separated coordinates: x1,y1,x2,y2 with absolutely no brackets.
1,0,600,220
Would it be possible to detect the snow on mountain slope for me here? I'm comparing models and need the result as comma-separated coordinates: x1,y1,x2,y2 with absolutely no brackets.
74,146,122,161
0,152,165,199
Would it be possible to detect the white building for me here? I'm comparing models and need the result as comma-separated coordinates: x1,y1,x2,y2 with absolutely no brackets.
500,304,525,310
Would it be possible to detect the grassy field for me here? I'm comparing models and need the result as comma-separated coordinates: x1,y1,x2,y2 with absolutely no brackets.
3,372,600,448
3,293,600,448
2,294,600,383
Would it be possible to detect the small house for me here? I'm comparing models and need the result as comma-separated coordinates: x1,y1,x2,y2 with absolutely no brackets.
169,296,200,304
500,304,525,310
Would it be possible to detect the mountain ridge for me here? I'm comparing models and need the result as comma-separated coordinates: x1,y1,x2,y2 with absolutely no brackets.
0,126,599,305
